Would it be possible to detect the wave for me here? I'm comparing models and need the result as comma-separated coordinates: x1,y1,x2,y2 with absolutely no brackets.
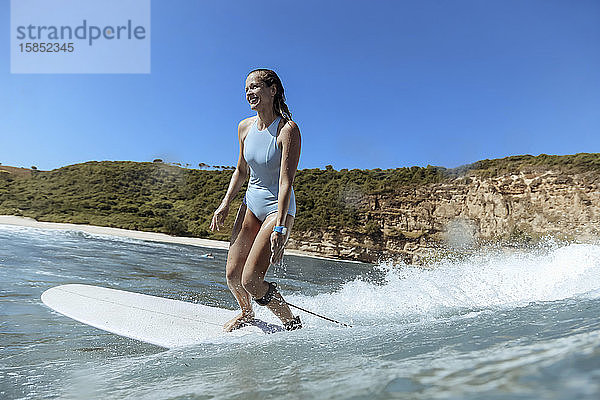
4,223,600,327
281,242,600,325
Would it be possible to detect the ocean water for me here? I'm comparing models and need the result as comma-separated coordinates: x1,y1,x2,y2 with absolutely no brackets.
1,225,600,400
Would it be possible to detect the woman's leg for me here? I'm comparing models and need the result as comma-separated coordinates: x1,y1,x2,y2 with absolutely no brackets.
223,203,262,332
241,213,296,325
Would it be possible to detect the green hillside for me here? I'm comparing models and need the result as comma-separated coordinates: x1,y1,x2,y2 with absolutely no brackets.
1,153,599,240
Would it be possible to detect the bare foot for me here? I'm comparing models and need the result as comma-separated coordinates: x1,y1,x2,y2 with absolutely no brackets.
223,312,254,332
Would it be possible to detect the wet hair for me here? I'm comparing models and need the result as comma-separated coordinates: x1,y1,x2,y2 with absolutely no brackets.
248,69,292,121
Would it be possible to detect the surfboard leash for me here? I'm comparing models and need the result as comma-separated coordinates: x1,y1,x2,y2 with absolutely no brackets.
284,301,353,328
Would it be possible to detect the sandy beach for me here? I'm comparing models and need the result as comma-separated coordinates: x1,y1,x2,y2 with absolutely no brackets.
0,215,337,260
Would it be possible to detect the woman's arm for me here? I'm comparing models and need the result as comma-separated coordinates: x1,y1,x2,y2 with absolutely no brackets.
210,118,252,231
222,119,252,205
275,120,301,227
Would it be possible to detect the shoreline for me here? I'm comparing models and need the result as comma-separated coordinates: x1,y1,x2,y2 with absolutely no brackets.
0,215,346,262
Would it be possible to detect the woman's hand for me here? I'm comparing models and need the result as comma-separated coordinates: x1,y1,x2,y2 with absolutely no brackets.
210,202,229,231
270,231,286,265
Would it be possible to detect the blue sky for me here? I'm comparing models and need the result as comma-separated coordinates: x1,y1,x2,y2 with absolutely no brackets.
1,0,599,171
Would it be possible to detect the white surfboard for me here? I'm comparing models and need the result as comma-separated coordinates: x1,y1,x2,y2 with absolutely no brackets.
41,284,283,348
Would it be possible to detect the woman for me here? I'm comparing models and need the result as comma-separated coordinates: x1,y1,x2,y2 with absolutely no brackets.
210,69,302,332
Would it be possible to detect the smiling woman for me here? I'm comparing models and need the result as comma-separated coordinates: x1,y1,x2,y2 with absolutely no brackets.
210,69,302,332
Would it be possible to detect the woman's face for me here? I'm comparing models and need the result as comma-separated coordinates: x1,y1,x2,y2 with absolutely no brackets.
245,73,275,111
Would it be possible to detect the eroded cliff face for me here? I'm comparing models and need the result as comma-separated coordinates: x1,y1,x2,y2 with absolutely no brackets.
286,170,600,264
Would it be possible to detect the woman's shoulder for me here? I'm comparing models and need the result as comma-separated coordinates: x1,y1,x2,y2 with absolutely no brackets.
282,118,299,130
238,116,256,140
238,116,256,130
279,119,301,140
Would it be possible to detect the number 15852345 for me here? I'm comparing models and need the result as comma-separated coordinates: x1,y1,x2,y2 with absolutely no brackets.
19,43,74,52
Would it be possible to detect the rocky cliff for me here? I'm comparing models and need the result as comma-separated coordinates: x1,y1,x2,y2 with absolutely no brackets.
286,168,600,264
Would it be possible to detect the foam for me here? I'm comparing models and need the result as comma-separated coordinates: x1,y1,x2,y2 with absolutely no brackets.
284,242,600,325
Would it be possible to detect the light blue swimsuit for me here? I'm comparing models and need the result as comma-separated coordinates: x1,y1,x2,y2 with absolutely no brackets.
243,116,296,222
